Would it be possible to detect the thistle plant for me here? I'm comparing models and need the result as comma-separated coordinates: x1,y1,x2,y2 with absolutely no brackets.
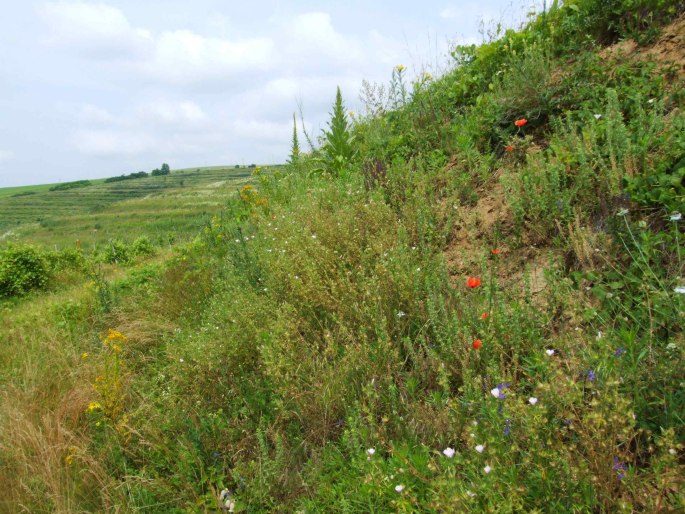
319,86,357,176
288,112,300,165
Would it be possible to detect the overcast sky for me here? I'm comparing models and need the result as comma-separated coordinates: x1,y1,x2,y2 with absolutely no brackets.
0,1,542,187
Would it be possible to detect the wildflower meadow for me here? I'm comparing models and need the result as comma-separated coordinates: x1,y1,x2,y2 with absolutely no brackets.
1,0,684,512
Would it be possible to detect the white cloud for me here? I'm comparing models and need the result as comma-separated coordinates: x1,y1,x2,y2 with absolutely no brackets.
39,2,272,82
0,150,14,162
35,3,419,174
39,1,153,59
78,104,116,124
71,129,156,156
284,13,364,67
440,7,460,19
70,99,211,157
232,119,294,143
135,100,208,126
146,30,273,83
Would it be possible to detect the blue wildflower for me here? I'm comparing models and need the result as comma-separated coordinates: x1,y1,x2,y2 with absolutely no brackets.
503,419,511,437
613,457,627,481
613,347,626,357
497,382,509,399
587,370,597,382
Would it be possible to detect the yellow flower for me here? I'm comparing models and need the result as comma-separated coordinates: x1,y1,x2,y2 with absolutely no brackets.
81,352,89,359
104,329,128,343
65,446,79,465
395,64,406,72
86,401,102,413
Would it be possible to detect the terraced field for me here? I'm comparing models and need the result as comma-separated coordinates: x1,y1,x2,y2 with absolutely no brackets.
0,166,263,249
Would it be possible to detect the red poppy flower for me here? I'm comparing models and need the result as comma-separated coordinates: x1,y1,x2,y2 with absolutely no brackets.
472,339,482,350
514,118,528,127
506,145,514,152
467,277,481,288
491,248,500,255
481,312,490,320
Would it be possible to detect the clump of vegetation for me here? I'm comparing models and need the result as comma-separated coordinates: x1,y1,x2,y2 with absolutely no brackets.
150,163,171,176
97,236,156,265
49,179,92,192
1,1,684,512
104,171,149,183
317,86,357,176
0,244,50,297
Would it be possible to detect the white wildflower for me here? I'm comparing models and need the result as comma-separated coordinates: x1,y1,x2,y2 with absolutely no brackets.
395,484,404,492
545,349,555,356
529,397,538,405
490,387,500,398
669,212,682,221
443,447,456,458
483,465,492,474
475,444,485,453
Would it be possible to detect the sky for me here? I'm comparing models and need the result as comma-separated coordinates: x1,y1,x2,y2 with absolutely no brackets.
0,1,543,187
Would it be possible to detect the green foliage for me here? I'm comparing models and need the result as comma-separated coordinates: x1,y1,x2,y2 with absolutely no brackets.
104,171,149,183
288,112,300,165
2,2,684,512
319,86,357,176
503,90,684,239
0,244,50,297
49,180,92,192
151,163,171,176
547,0,683,49
97,236,156,265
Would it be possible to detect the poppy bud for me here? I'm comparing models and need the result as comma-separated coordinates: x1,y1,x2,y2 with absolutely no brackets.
472,339,482,350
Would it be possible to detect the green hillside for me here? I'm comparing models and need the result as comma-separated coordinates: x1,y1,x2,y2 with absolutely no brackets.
1,1,684,512
0,166,257,248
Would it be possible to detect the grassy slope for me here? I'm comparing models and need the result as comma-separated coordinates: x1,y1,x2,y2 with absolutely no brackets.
1,2,684,513
0,166,257,248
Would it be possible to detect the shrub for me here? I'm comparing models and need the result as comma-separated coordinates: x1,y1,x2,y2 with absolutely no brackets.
0,245,50,297
131,236,155,257
49,180,92,192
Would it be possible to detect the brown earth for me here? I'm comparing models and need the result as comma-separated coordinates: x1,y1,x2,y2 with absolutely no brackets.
600,14,685,80
441,14,685,296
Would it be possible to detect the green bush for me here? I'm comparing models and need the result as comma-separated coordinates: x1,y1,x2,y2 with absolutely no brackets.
131,236,155,257
49,179,92,192
0,245,50,297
